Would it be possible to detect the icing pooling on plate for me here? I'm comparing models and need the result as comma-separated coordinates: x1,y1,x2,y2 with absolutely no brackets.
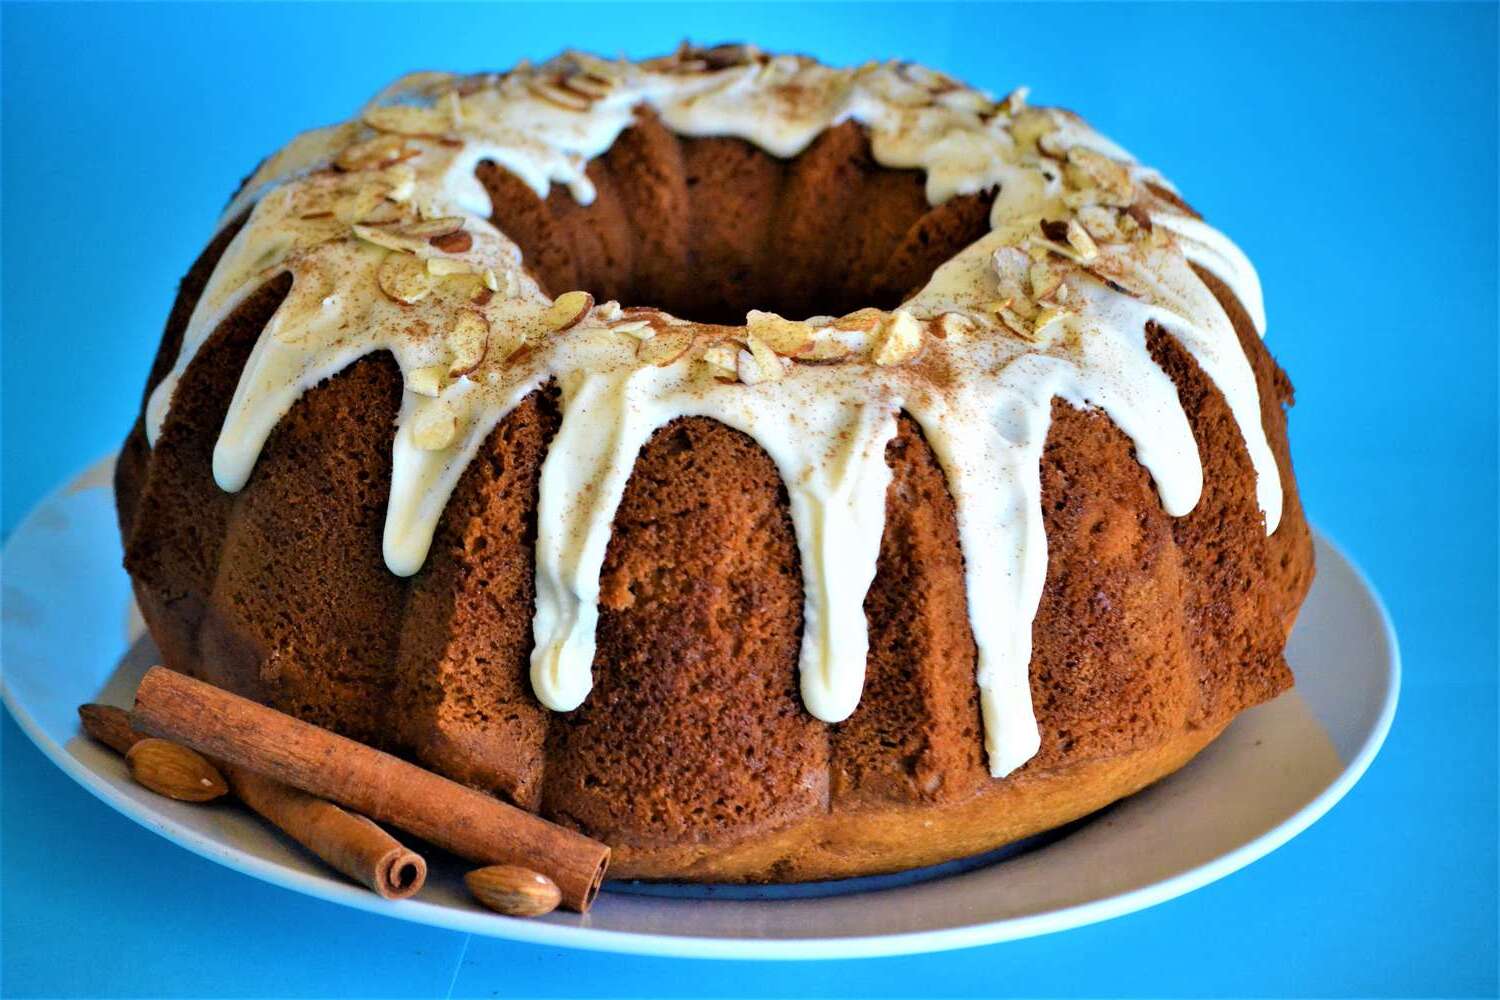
145,47,1282,778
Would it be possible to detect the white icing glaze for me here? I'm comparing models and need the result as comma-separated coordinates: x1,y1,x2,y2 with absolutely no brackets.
145,47,1284,777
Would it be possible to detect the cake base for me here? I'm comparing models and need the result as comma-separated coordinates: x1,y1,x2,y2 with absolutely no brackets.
606,722,1226,882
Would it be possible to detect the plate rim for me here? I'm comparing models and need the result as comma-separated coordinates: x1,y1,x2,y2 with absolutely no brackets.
1,455,1401,960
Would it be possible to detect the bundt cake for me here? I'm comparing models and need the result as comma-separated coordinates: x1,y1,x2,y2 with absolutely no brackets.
115,45,1315,881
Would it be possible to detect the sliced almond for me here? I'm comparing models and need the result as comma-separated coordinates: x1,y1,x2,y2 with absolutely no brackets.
378,253,435,304
427,257,475,277
993,299,1039,341
1076,204,1122,243
540,290,593,333
996,86,1029,116
332,185,388,225
801,333,854,362
1065,146,1134,206
527,78,592,111
363,103,450,137
737,335,786,384
832,307,885,334
936,312,978,339
410,406,458,450
871,310,923,366
337,134,417,172
1032,304,1073,339
567,72,616,100
1010,107,1055,153
401,216,465,239
697,342,739,380
611,319,655,340
382,164,417,203
1064,218,1099,263
353,223,421,254
430,230,473,254
992,245,1032,301
446,310,490,377
746,310,813,356
406,365,447,397
1029,258,1065,301
637,327,695,367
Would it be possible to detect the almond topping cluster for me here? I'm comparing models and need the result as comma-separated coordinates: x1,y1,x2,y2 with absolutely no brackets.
598,305,972,386
283,53,1208,454
983,97,1183,342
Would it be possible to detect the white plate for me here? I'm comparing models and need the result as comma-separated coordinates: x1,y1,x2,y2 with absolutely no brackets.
1,456,1398,960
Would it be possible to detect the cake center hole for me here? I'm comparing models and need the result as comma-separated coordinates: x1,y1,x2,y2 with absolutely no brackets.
477,118,995,326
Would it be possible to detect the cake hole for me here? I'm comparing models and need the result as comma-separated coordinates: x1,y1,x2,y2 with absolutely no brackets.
476,119,995,326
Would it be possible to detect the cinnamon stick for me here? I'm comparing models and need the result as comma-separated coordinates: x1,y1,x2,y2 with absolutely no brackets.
129,666,610,911
81,702,427,899
227,766,426,900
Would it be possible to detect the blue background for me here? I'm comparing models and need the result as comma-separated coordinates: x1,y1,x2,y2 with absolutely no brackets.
2,2,1496,996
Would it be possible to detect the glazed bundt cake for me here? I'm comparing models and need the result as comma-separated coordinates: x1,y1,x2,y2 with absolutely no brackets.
116,45,1315,881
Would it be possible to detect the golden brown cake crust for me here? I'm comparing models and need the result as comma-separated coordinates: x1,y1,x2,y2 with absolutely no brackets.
118,118,1314,883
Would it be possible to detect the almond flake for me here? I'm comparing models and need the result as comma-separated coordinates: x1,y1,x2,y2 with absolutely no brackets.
363,103,450,137
1010,107,1055,153
540,290,593,332
410,407,458,450
430,230,473,254
992,245,1032,301
567,72,616,99
1064,218,1099,263
527,79,591,111
427,257,474,277
992,298,1041,341
1029,258,1064,301
406,365,447,397
1032,304,1072,338
612,319,654,340
1037,130,1069,159
378,253,435,304
1065,146,1134,206
737,336,786,385
697,342,739,380
802,333,855,362
353,223,421,254
332,185,389,224
446,310,490,377
871,310,923,366
745,310,813,356
831,307,885,334
936,312,978,339
996,86,1029,116
337,134,416,172
402,216,466,239
637,327,695,366
382,165,417,203
1076,204,1122,243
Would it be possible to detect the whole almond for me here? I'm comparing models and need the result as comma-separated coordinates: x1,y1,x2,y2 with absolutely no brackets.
464,865,561,918
78,703,143,755
126,738,229,802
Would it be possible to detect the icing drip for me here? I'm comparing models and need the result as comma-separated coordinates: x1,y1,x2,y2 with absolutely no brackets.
146,47,1284,777
529,359,901,722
